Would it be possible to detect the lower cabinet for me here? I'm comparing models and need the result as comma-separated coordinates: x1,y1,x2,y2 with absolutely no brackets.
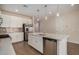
9,32,23,43
28,34,43,53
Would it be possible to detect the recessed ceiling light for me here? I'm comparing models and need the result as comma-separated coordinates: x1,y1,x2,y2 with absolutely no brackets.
15,9,18,12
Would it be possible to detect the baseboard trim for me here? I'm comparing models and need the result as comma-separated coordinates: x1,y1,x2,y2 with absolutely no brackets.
28,44,44,55
12,41,23,44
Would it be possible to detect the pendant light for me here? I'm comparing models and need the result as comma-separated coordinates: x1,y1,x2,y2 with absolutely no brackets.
56,5,60,17
44,5,48,20
36,9,40,22
36,9,40,32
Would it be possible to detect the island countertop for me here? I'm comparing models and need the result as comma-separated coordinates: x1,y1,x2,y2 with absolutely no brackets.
28,32,69,55
29,33,69,41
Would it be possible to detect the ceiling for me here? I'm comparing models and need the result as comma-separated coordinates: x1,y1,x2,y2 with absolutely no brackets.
0,4,79,19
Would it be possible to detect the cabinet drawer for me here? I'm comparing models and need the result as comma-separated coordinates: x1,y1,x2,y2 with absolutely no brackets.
28,35,43,53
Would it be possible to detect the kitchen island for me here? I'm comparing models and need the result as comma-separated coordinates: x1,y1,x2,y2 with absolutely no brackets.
28,33,69,55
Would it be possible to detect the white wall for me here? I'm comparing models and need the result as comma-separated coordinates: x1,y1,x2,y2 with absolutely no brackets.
40,10,79,44
56,11,79,44
40,16,56,33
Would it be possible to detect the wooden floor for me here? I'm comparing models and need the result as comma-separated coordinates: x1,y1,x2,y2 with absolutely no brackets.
13,40,79,55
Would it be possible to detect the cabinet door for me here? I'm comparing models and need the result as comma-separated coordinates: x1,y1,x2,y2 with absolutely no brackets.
28,35,35,46
28,35,38,48
33,36,43,53
28,35,43,53
9,32,23,43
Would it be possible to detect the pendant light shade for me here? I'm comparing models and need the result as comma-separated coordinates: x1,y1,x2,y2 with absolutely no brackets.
57,12,60,16
44,5,48,20
45,16,48,20
36,9,40,22
56,5,60,17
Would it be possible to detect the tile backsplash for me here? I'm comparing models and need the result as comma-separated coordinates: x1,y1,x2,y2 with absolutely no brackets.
0,27,23,33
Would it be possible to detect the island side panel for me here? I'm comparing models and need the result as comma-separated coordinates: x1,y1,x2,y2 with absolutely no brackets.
57,38,68,55
28,34,43,53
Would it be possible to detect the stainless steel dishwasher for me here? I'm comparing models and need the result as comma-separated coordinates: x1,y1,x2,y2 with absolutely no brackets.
43,37,57,55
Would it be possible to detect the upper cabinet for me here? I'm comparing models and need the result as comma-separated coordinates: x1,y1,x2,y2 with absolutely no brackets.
1,13,32,27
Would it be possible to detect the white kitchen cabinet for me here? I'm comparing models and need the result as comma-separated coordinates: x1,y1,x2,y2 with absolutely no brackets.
28,34,43,53
9,32,23,43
